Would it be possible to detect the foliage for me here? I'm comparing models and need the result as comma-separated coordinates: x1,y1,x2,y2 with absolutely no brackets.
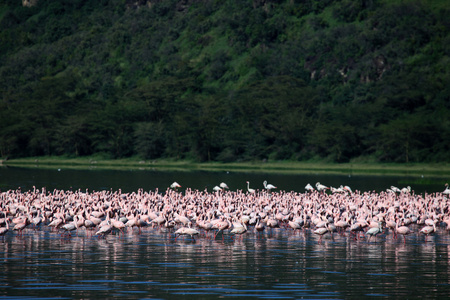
0,0,449,163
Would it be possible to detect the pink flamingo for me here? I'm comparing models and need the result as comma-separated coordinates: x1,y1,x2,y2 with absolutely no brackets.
255,218,265,236
288,220,302,234
174,223,200,241
13,218,29,237
111,216,126,236
366,222,383,243
314,224,329,243
60,216,78,237
0,214,9,241
95,222,112,238
420,221,436,242
396,219,410,244
230,220,247,240
213,217,230,238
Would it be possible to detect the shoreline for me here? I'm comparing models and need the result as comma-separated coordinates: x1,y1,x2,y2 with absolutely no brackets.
2,156,449,177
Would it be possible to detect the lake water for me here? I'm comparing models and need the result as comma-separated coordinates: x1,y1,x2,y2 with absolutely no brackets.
1,166,450,299
0,165,446,194
2,224,450,299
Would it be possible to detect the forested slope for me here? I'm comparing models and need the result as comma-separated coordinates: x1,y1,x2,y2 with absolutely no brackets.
1,0,449,163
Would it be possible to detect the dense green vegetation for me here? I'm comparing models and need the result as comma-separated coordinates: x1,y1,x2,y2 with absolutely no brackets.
1,0,449,163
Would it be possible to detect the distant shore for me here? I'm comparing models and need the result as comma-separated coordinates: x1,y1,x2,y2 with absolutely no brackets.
2,156,449,177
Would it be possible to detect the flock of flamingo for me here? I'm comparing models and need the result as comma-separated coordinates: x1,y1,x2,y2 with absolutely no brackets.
1,181,450,244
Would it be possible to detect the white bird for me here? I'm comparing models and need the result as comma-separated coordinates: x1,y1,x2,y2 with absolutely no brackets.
170,182,182,190
443,183,450,195
212,186,222,192
263,180,277,191
230,221,247,238
330,186,345,193
246,181,255,193
219,182,229,190
316,182,329,192
390,186,401,193
401,186,411,193
305,183,314,192
343,185,353,194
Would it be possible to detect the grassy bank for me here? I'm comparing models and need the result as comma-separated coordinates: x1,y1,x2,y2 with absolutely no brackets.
1,156,449,177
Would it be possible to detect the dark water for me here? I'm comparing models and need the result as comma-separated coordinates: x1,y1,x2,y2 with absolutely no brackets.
2,226,450,299
0,165,446,194
1,166,450,299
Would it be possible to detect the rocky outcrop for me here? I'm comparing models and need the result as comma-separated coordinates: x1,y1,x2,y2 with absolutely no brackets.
22,0,38,7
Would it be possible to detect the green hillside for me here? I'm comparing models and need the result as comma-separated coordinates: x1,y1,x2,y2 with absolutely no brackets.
1,0,449,163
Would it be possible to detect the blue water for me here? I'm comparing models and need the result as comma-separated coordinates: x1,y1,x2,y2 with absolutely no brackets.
1,225,450,299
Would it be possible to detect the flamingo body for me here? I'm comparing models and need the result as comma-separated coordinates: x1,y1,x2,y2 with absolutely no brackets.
263,180,277,190
246,181,255,193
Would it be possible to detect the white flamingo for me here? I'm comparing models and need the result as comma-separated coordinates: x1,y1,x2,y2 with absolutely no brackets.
219,182,229,190
230,221,247,239
305,183,314,192
263,180,277,191
401,186,411,193
212,186,222,192
316,182,329,192
390,186,401,193
170,182,182,190
246,181,255,193
343,185,353,194
443,183,450,195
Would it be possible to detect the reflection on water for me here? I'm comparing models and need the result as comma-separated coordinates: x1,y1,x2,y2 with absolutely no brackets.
0,166,446,194
2,226,450,299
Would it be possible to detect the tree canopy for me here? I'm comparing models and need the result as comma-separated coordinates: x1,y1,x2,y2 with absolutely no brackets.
1,0,449,163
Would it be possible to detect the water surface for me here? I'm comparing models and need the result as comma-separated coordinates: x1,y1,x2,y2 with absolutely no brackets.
0,166,446,194
1,166,449,299
2,226,450,299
